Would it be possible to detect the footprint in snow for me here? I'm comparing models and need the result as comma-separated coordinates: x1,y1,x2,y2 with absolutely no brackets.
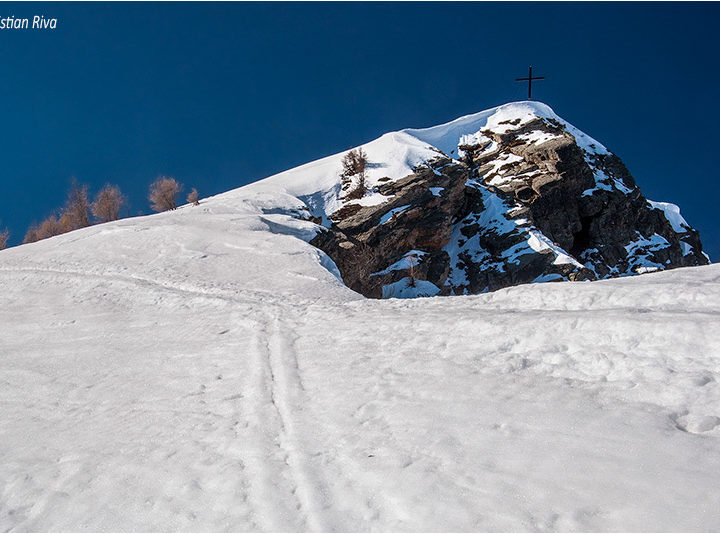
672,412,720,434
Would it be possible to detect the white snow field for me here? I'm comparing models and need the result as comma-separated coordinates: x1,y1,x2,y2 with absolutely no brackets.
1,102,719,531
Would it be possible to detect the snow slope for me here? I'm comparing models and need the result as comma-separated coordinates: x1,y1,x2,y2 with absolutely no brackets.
1,180,719,531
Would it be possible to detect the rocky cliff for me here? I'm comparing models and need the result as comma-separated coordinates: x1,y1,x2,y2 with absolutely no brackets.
258,102,709,298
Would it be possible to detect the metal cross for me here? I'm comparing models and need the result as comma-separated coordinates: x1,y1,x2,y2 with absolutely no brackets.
516,66,545,100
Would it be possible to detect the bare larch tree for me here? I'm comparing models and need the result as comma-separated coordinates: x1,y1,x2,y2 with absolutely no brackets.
149,177,183,212
92,184,126,222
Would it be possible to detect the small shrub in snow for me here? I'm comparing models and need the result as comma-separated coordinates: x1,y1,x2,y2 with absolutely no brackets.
341,148,369,198
149,176,183,212
187,188,200,206
22,223,40,244
0,224,8,250
341,148,368,178
345,184,366,200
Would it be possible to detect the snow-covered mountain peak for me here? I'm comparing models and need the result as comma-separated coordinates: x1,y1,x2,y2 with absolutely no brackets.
240,101,708,298
248,101,606,202
403,100,608,157
238,101,613,231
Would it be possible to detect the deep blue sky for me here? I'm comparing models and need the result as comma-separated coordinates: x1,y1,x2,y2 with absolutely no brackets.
0,2,718,259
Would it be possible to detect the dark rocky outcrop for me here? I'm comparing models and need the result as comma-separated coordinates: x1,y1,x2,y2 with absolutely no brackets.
310,115,708,298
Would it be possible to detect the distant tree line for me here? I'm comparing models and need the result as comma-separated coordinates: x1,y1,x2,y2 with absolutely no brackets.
0,176,201,250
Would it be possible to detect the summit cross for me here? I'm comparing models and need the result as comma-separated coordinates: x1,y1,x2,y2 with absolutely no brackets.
516,66,545,100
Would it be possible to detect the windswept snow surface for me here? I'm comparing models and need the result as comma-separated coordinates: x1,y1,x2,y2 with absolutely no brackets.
1,184,720,532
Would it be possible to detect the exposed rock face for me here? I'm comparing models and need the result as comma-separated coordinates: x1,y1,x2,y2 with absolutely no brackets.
308,105,708,298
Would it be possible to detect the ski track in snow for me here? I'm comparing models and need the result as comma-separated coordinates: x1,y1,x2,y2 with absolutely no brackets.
0,268,389,530
251,313,327,531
